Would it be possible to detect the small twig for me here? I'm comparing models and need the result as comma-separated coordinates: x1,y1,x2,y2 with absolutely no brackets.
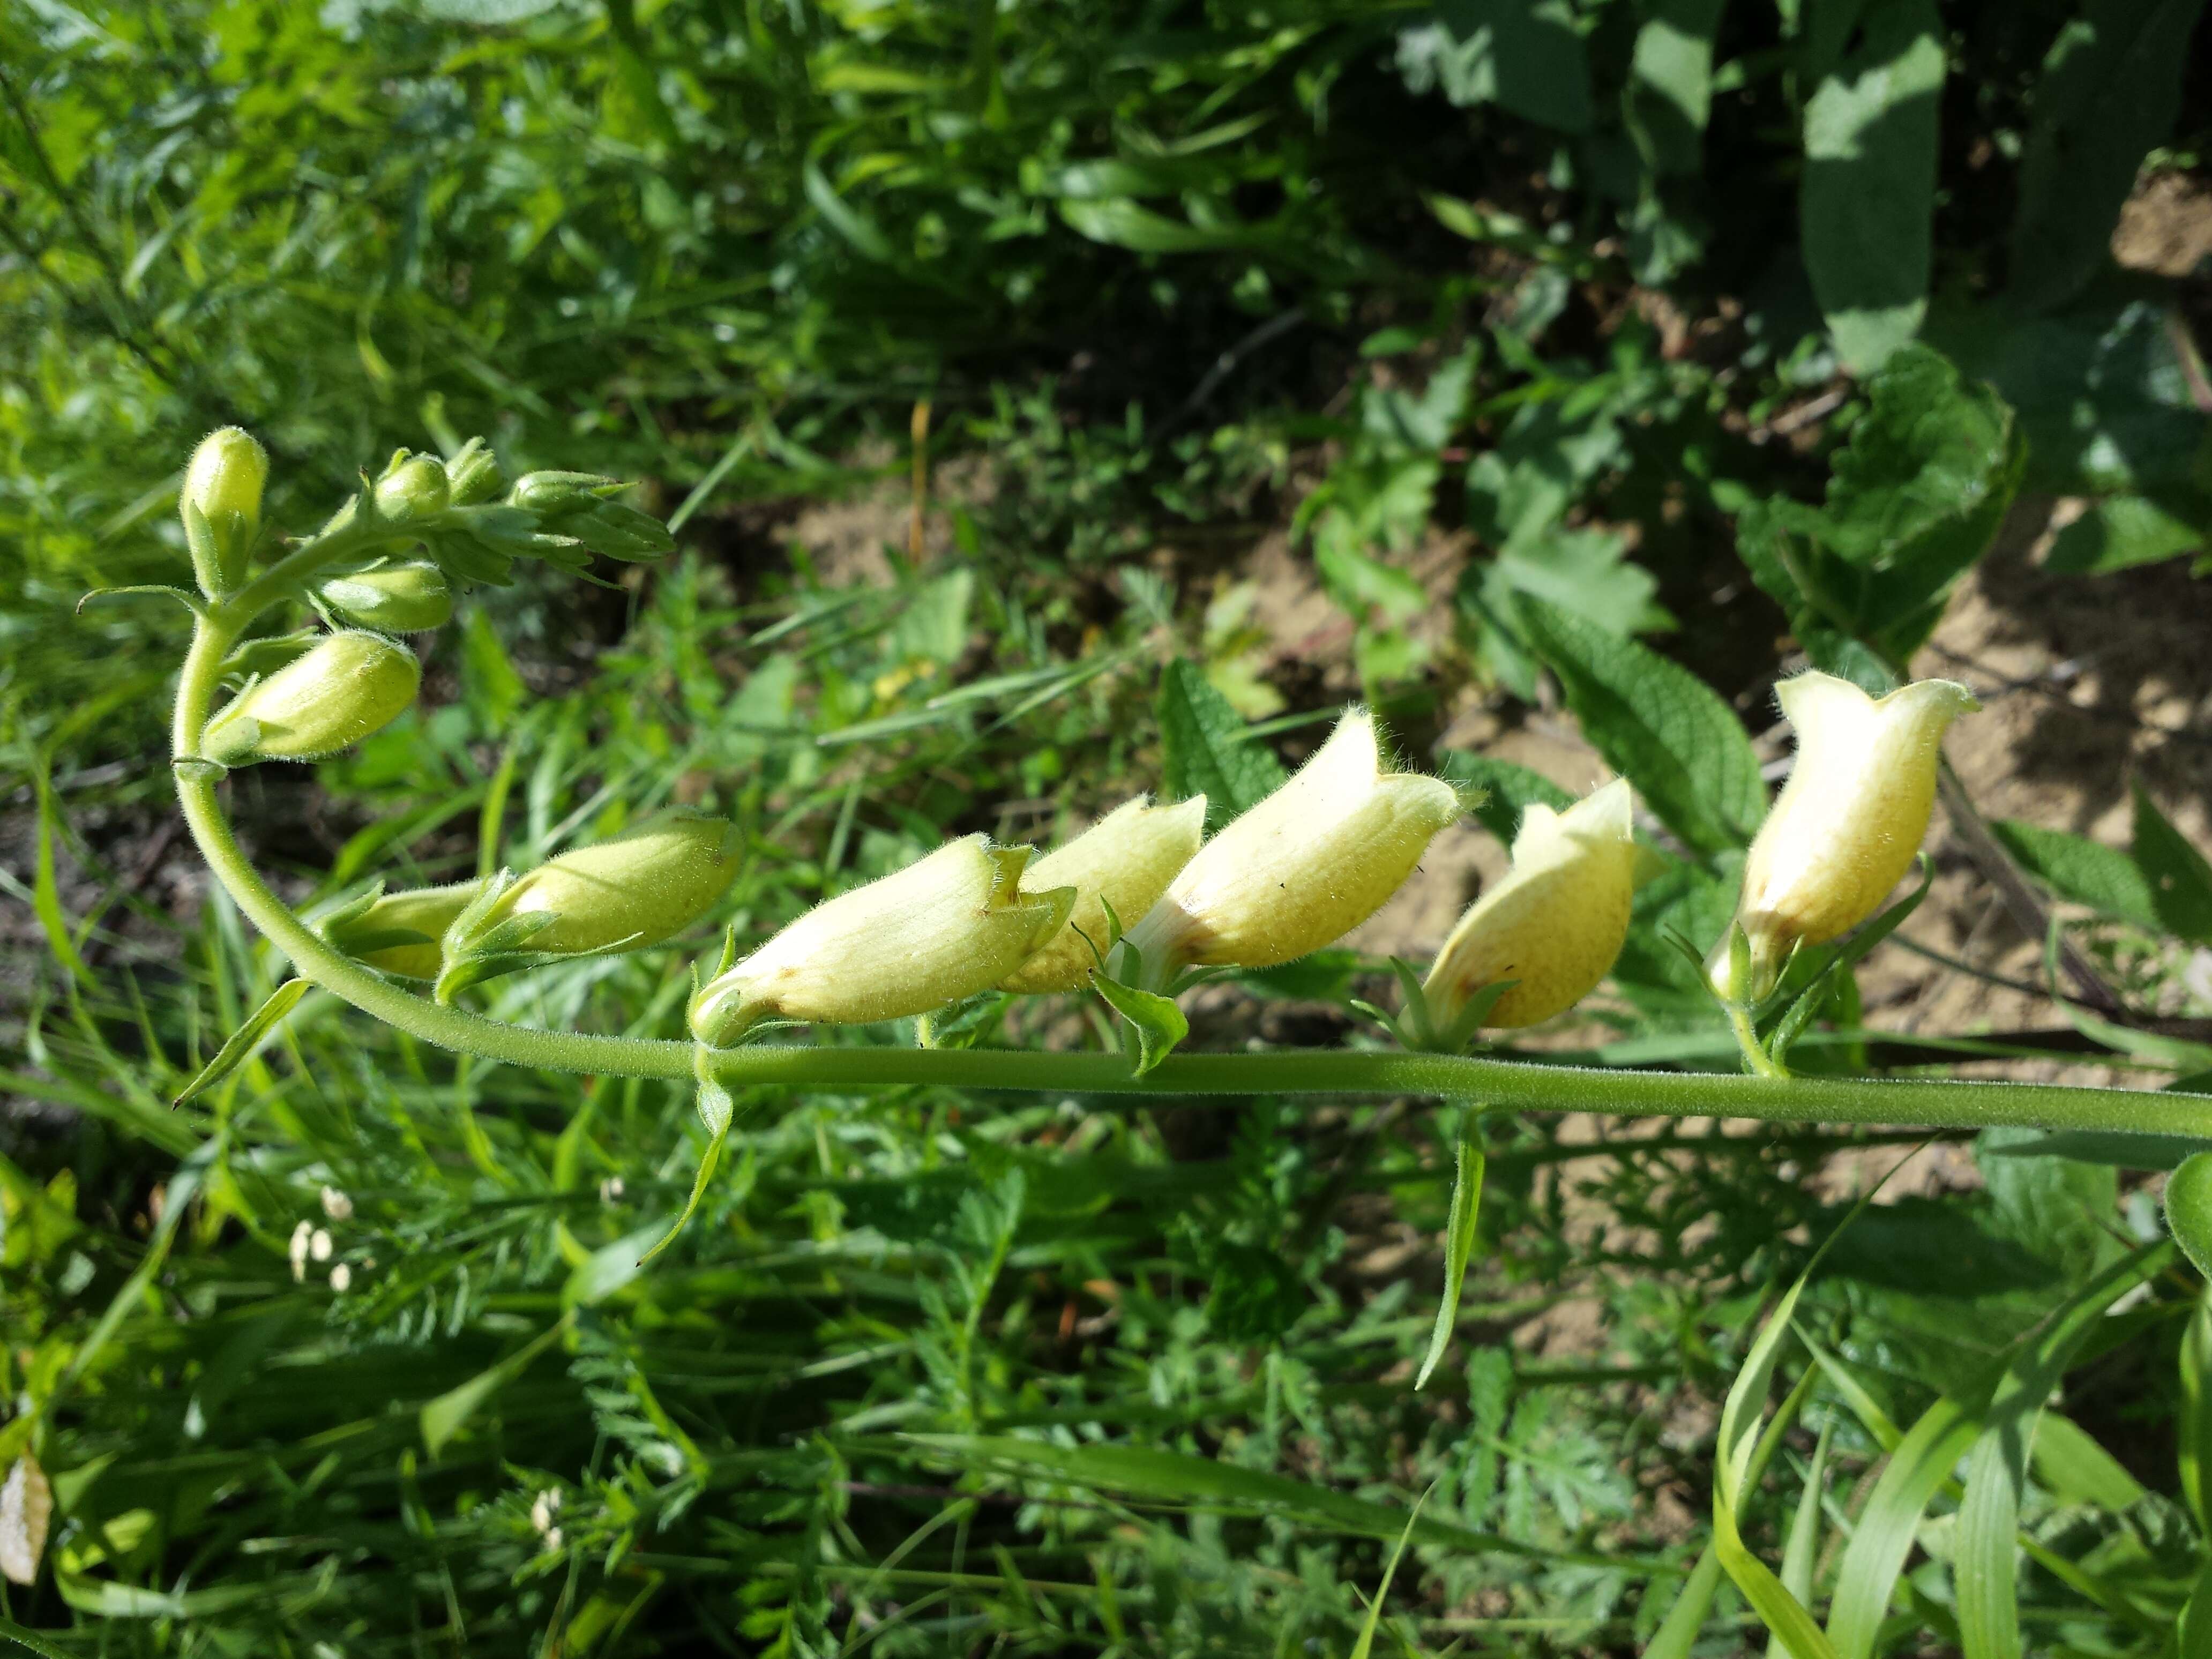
1157,307,1307,439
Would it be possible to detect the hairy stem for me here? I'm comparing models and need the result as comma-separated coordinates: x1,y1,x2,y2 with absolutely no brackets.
171,600,2212,1144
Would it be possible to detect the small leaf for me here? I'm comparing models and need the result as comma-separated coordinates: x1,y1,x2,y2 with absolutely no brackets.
75,584,208,618
1991,819,2162,930
1799,0,1944,371
2132,786,2212,944
420,1319,567,1456
173,979,310,1107
0,1453,52,1586
1092,973,1189,1077
2042,490,2209,575
1435,751,1572,846
1155,660,1286,832
1416,1125,1485,1390
638,1072,738,1266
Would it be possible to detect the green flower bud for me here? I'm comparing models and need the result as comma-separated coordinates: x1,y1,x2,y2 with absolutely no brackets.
443,437,504,507
433,813,742,1000
372,454,451,524
690,836,1075,1047
489,813,741,955
510,472,675,564
201,631,420,764
182,427,269,592
324,879,487,980
315,559,453,633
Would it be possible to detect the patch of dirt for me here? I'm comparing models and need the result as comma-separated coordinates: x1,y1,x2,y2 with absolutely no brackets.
2113,171,2212,280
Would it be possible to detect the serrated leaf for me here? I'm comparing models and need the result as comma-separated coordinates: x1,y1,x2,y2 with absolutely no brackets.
2008,0,2210,313
1514,594,1762,855
1990,819,2161,930
1800,0,1944,372
1155,660,1286,832
1092,973,1188,1076
2042,491,2209,575
173,978,310,1107
2132,786,2212,944
1625,0,1728,175
1395,0,1595,134
1416,1127,1484,1389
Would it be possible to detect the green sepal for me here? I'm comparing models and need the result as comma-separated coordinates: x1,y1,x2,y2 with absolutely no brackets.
1766,857,1933,1066
638,1050,741,1266
1092,968,1189,1077
180,497,225,597
431,868,639,1004
1416,1115,1486,1391
220,630,322,682
173,978,311,1107
1360,960,1516,1055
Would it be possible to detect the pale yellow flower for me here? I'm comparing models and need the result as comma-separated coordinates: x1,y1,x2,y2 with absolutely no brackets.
1425,779,1638,1032
1718,672,1978,999
1000,795,1207,993
1118,710,1460,976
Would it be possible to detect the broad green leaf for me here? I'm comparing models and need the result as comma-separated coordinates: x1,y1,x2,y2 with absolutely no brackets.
1395,0,1595,134
1800,0,1944,372
420,1319,568,1456
1976,1124,2121,1282
1415,1127,1484,1389
1156,659,1287,832
2008,0,2210,312
1057,198,1249,253
1434,750,1572,846
886,569,975,665
1989,819,2161,930
1954,1242,2173,1659
2042,491,2209,574
1514,594,1763,855
172,978,310,1107
1933,290,2211,496
2028,1413,2145,1512
2132,786,2212,944
1826,1395,1982,1659
2167,1153,2212,1281
1092,973,1189,1077
1625,0,1730,175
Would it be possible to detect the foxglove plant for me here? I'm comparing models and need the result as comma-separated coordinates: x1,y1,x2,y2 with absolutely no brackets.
139,429,2212,1250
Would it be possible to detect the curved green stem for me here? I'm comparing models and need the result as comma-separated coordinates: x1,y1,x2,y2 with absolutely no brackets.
170,592,2212,1145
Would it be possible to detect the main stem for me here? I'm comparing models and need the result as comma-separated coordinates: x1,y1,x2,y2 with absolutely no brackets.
172,582,2212,1143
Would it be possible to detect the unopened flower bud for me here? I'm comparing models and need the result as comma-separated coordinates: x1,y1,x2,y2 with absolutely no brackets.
1713,672,1978,1002
373,454,451,524
324,879,486,980
443,437,504,506
1000,796,1208,993
487,812,741,956
690,836,1075,1047
1425,779,1637,1032
511,472,675,563
1119,711,1460,977
201,631,420,764
315,559,453,633
181,427,269,592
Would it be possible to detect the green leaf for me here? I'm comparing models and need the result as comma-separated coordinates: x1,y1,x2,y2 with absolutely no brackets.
1641,1546,1727,1659
2179,1290,2212,1530
420,1318,567,1456
2008,0,2210,312
1514,594,1763,855
173,978,310,1108
1625,0,1729,175
1415,1127,1484,1390
1799,0,1945,372
1056,198,1250,254
886,569,975,665
2029,1412,2146,1512
1933,289,2211,496
462,608,526,729
1989,819,2162,930
1349,1484,1430,1659
901,1434,1641,1570
30,763,89,986
1394,0,1595,134
2166,1153,2212,1280
2043,491,2209,574
1434,751,1572,846
1092,973,1189,1077
803,162,899,263
1953,1242,2174,1659
2132,786,2212,944
639,1072,738,1266
1156,659,1286,832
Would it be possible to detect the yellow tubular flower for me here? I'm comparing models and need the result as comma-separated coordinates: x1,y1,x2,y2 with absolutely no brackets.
327,880,487,980
200,631,420,764
1118,710,1461,976
1424,779,1638,1032
489,812,741,955
1000,795,1207,993
690,836,1075,1046
1718,671,1979,1000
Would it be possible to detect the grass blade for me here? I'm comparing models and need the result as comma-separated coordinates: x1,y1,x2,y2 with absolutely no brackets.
1416,1122,1485,1390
